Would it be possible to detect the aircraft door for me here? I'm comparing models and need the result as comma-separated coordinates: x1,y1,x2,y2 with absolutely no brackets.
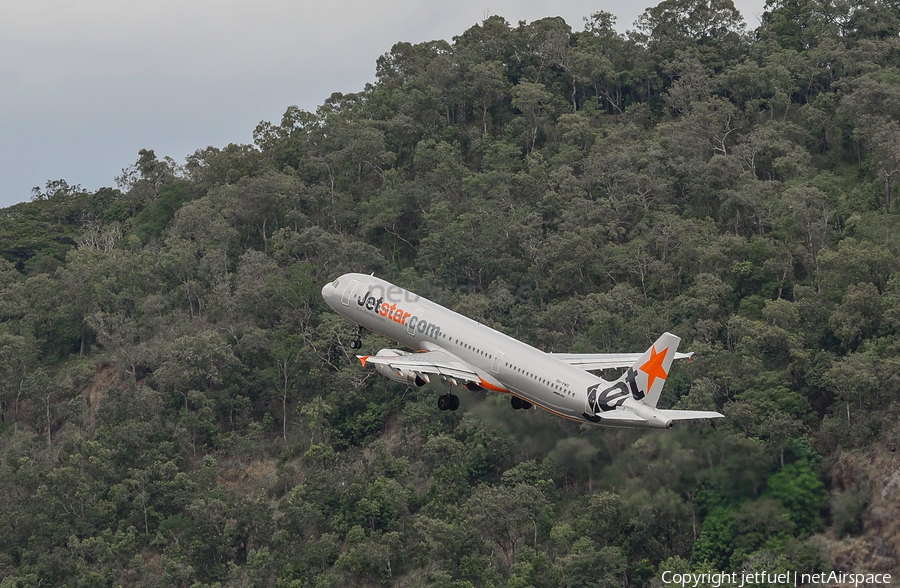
491,351,504,373
407,309,425,336
341,279,359,306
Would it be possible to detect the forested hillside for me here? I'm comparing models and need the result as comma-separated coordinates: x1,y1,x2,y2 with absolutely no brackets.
2,0,900,585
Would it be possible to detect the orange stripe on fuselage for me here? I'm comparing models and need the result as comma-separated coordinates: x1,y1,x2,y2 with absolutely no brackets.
478,378,509,393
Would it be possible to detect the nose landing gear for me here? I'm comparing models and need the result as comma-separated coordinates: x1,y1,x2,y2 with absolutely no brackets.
349,326,363,350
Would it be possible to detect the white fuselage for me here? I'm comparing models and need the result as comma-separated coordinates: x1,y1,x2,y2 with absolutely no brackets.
321,273,625,424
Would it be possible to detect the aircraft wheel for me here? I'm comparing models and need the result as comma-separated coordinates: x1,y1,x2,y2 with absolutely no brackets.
437,394,452,411
449,394,460,411
349,339,361,350
511,396,532,410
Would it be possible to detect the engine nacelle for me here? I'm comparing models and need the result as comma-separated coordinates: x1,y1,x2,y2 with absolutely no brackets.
372,349,430,387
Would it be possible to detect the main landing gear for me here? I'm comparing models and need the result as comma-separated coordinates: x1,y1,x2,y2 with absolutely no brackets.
510,396,532,410
437,393,460,411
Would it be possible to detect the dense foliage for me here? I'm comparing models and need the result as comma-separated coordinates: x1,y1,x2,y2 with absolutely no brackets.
3,0,900,584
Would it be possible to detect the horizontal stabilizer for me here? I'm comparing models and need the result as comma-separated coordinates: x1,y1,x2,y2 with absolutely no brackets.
580,408,651,427
597,411,646,422
658,409,724,420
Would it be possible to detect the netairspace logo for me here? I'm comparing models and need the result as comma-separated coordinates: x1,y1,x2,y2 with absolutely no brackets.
660,570,893,587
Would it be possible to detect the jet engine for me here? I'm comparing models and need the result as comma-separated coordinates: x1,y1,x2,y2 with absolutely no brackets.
372,349,430,387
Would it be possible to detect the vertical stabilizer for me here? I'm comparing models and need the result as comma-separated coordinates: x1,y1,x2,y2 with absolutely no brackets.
614,332,681,408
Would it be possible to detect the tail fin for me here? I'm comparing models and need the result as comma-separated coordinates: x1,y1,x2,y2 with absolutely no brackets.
614,332,680,408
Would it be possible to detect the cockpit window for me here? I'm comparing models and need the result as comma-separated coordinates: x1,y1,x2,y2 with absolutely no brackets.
332,279,340,288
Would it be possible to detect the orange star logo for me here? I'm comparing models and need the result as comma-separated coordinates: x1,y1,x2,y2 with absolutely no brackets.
640,345,669,392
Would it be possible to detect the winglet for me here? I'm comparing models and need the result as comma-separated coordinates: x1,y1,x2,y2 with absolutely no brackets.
358,355,369,367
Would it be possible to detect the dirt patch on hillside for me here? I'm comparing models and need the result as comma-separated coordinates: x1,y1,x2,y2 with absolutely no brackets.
216,457,278,497
81,363,118,425
819,445,900,573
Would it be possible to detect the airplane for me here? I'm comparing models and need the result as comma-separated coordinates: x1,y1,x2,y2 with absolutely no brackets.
321,273,724,429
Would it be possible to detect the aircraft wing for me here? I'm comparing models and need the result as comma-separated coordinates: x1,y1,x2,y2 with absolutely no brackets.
550,351,693,371
359,350,480,383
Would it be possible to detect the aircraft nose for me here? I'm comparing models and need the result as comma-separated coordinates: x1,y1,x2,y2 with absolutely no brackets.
321,280,341,308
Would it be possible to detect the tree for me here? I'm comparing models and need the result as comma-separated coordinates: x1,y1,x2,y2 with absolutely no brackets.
466,483,550,567
467,62,508,133
30,178,87,202
635,0,746,68
870,119,900,210
828,282,882,349
266,328,315,444
511,82,554,152
160,197,238,318
153,330,239,410
574,11,629,115
764,460,827,534
87,310,149,382
116,149,179,211
221,172,303,251
0,329,34,428
22,369,60,444
554,542,627,588
184,143,261,190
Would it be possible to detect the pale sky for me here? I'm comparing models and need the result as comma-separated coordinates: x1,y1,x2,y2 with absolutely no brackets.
0,0,766,208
